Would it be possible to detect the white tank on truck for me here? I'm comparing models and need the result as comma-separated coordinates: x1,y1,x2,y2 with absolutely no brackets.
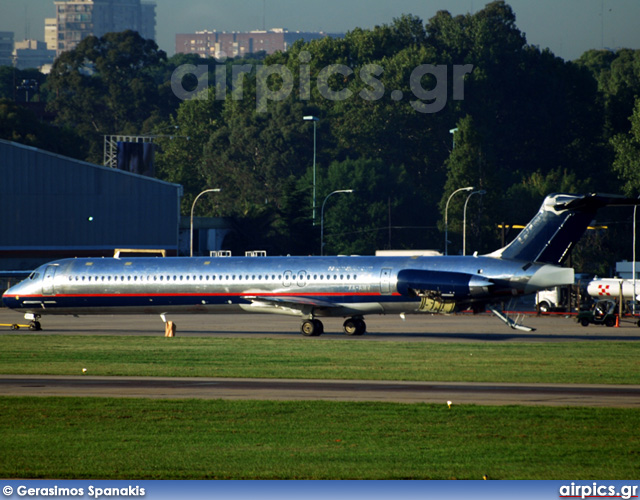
587,278,640,301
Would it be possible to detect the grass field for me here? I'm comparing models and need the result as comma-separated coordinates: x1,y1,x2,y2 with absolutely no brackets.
0,335,639,384
2,335,639,479
1,396,639,479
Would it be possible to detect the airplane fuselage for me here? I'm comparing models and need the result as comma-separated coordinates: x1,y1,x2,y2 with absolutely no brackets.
2,255,571,319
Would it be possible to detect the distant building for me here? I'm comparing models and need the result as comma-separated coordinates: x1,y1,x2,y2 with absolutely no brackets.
0,32,14,67
53,0,156,56
175,29,336,59
13,40,56,70
44,18,58,50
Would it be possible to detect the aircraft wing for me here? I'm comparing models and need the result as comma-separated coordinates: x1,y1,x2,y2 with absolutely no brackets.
240,294,344,316
245,295,341,309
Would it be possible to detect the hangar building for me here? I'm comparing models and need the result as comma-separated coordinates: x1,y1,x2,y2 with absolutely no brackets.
0,139,182,272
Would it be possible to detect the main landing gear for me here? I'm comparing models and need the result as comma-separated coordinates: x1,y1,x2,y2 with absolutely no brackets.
300,317,367,337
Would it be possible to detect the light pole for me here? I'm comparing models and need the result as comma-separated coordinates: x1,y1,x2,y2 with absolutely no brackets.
190,188,221,257
634,198,639,314
444,186,474,255
463,189,486,256
321,189,353,256
303,116,319,225
449,127,458,149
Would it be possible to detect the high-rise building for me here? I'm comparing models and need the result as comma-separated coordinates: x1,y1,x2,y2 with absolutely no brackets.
0,32,14,67
44,18,58,51
53,0,156,56
175,29,336,59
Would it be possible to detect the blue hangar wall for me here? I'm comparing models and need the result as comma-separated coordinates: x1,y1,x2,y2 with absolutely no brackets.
0,139,183,270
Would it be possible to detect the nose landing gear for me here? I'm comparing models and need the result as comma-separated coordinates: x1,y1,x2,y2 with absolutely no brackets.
24,313,42,331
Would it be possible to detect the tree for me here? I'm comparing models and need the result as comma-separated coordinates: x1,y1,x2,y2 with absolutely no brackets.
611,98,640,196
577,49,640,138
46,30,168,162
319,157,411,255
0,98,83,157
440,116,498,254
0,66,47,102
154,87,223,214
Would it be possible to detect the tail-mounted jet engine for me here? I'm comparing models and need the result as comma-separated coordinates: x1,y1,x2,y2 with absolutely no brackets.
395,269,493,313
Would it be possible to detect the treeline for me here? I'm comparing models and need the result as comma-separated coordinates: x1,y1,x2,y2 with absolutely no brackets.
2,1,640,273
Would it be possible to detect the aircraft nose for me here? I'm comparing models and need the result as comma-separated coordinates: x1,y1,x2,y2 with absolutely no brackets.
2,287,15,308
2,281,27,309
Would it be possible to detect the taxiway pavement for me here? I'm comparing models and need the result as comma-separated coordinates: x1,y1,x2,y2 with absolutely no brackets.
1,310,639,407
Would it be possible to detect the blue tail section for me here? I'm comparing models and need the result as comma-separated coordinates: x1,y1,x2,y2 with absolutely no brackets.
494,193,639,265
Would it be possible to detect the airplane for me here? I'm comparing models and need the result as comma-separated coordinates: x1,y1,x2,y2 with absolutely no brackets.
3,193,639,336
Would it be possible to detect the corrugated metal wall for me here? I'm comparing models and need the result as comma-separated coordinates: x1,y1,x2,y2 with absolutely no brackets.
0,139,182,256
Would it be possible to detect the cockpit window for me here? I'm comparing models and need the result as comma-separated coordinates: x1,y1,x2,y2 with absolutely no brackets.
29,272,40,280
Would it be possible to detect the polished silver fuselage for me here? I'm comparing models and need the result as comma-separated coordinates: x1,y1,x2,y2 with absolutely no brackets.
2,255,573,318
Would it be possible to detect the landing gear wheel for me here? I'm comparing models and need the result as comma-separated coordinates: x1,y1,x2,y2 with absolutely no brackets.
301,319,323,337
29,321,41,331
343,318,366,336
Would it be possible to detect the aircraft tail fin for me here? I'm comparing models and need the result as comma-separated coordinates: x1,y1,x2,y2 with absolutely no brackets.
490,193,640,265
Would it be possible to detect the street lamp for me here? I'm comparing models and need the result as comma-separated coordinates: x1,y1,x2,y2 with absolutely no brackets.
190,188,221,257
321,189,353,256
463,189,486,256
449,127,458,149
444,186,474,255
633,198,639,314
303,115,319,225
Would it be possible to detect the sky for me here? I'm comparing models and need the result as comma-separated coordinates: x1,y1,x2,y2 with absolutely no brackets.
1,0,639,61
